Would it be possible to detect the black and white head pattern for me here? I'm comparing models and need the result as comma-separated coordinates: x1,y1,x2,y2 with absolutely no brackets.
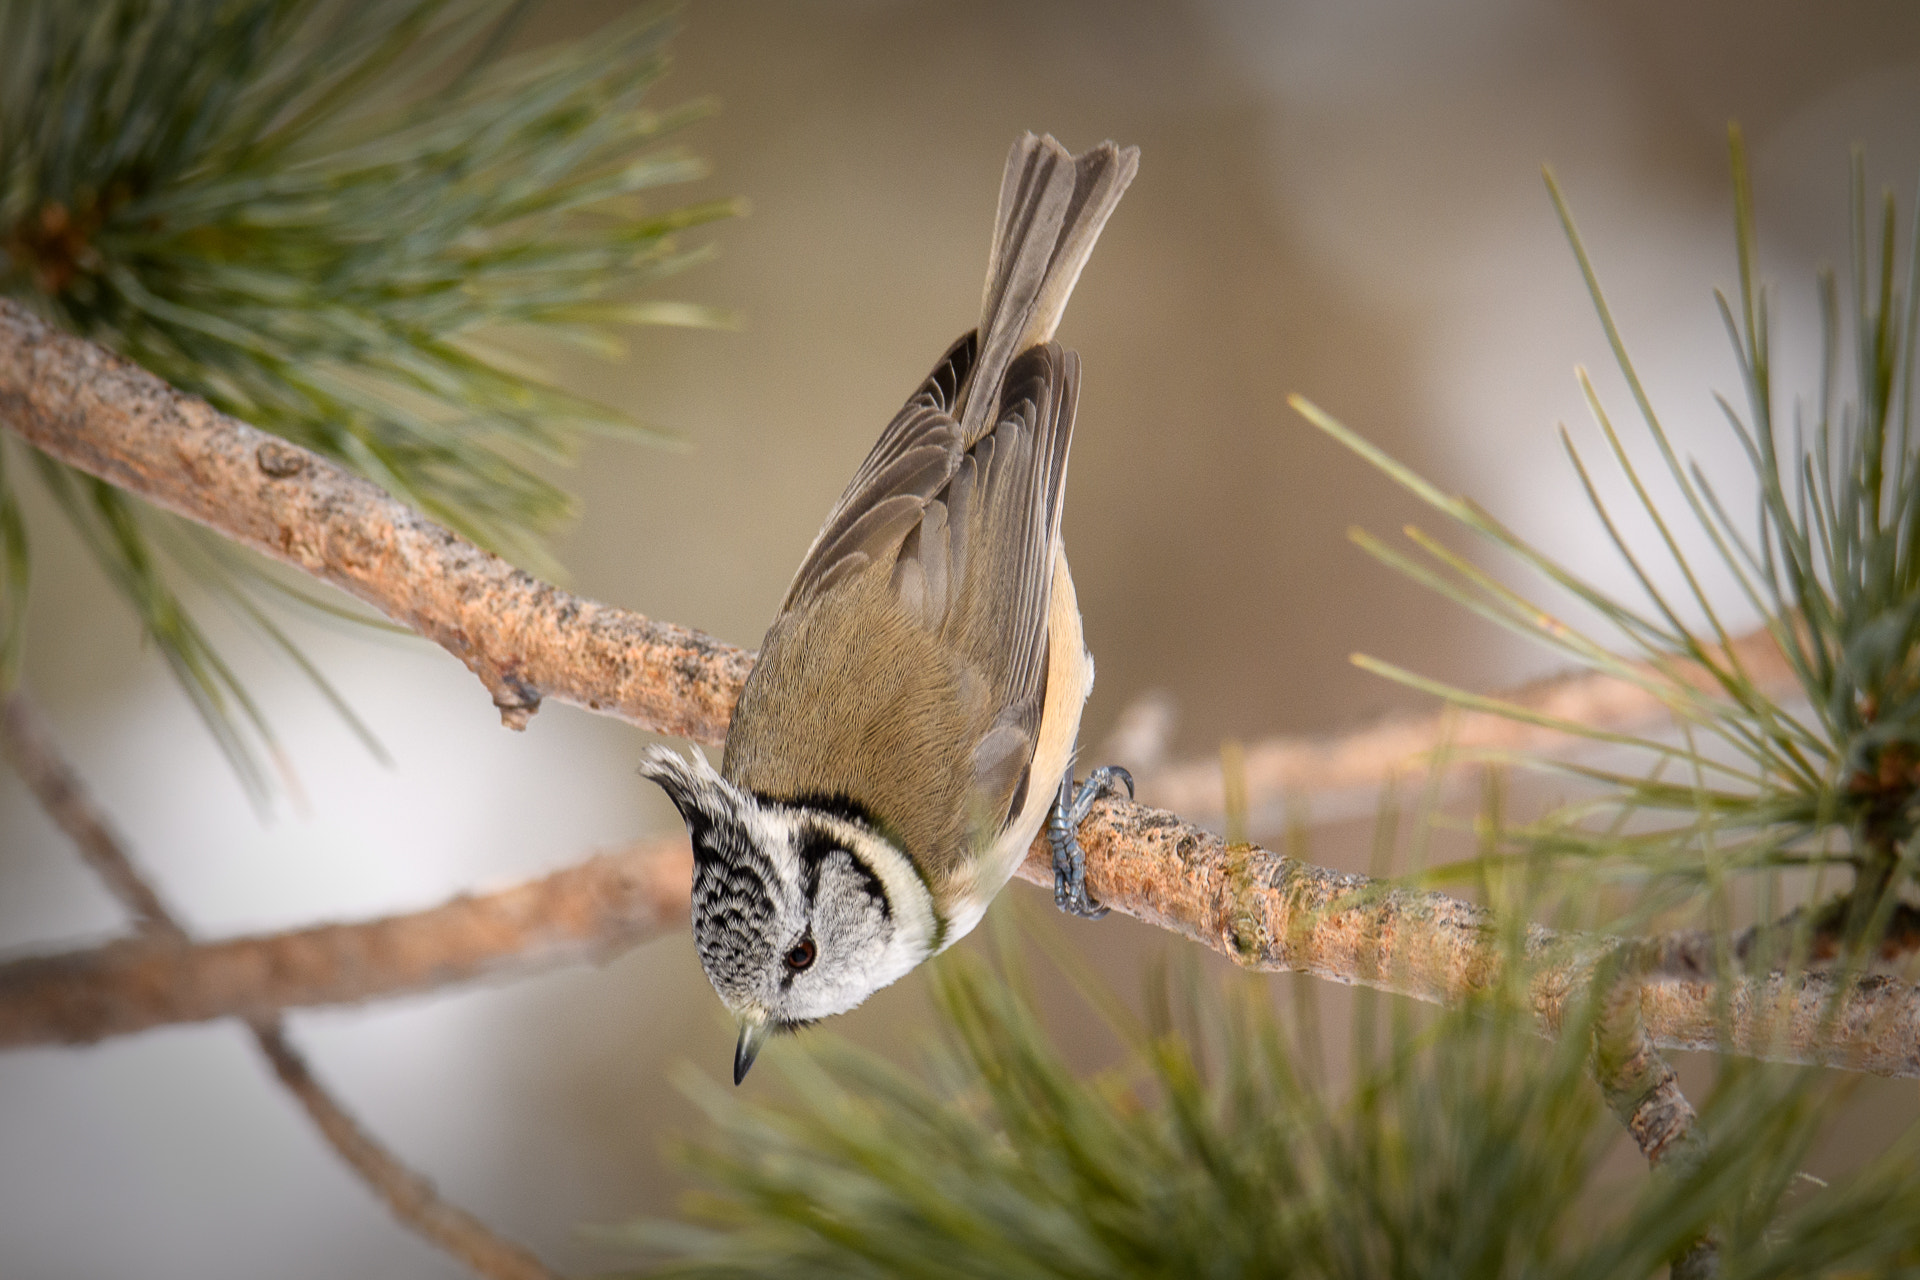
637,746,938,1030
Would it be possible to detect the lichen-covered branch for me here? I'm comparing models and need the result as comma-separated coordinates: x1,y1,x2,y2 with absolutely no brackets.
1015,803,1920,1079
0,297,748,737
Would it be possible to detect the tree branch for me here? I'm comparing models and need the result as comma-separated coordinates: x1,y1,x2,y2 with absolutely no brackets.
6,795,1917,1080
0,297,748,738
0,687,561,1280
1592,950,1717,1279
1647,900,1920,979
0,294,1789,786
2,693,183,940
252,1019,555,1280
1013,804,1920,1079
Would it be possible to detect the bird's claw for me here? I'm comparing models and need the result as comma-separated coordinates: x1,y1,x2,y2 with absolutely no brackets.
1048,766,1133,919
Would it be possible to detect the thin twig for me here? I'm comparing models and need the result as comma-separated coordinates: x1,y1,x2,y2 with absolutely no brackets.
1138,628,1800,828
0,687,560,1280
1592,951,1717,1279
252,1020,554,1280
1,693,183,940
1596,1004,1704,1167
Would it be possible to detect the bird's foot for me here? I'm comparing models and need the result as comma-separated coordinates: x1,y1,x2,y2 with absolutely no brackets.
1048,765,1133,919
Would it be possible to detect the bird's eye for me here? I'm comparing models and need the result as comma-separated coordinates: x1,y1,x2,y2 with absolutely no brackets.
784,935,817,971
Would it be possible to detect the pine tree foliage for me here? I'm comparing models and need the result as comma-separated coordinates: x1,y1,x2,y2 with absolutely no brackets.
623,953,1920,1278
1296,134,1920,927
0,0,733,798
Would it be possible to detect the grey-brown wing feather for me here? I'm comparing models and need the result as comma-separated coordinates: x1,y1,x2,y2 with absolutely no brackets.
769,338,1072,733
779,334,973,615
947,342,1076,740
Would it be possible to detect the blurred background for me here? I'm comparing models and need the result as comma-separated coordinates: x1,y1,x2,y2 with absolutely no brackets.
3,0,1920,1274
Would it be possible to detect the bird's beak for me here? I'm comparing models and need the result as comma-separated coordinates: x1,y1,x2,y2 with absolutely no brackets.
734,1019,771,1085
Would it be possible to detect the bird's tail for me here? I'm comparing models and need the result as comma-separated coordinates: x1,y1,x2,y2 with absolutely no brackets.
961,133,1138,439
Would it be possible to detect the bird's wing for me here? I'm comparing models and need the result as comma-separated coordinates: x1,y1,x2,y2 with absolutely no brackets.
777,333,972,615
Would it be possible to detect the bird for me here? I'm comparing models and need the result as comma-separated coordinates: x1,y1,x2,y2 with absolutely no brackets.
640,133,1138,1084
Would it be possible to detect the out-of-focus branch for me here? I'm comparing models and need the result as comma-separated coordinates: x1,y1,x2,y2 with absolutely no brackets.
1648,900,1920,980
0,688,561,1280
0,297,749,738
1137,628,1800,828
1,694,183,940
252,1021,554,1280
0,839,691,1047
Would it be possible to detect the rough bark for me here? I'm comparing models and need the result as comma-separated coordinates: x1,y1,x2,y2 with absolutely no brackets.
0,297,748,738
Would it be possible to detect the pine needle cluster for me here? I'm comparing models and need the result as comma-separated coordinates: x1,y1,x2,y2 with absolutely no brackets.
0,0,734,798
623,951,1920,1278
1298,133,1920,927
